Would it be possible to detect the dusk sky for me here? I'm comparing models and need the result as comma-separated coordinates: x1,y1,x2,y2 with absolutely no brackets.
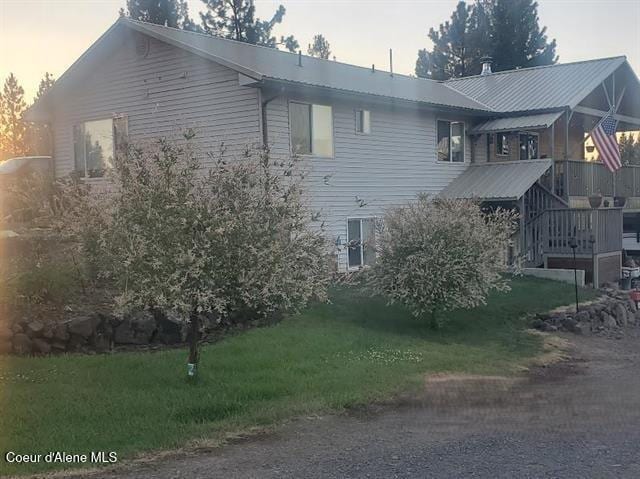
1,0,639,101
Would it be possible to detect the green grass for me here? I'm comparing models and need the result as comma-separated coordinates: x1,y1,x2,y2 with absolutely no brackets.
0,276,596,476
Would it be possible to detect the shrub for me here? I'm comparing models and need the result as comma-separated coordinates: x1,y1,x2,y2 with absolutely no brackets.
372,195,518,326
57,137,330,372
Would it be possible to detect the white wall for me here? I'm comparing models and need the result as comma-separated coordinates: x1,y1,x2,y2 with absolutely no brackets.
51,33,261,178
265,95,472,270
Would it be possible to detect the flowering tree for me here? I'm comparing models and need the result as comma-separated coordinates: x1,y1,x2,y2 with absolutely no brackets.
372,195,517,327
57,137,330,375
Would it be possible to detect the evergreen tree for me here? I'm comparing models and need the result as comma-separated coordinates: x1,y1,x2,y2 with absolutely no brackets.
308,34,331,59
415,0,557,79
200,0,299,52
34,72,55,102
0,74,28,160
620,133,640,166
28,73,56,156
489,0,557,72
123,0,200,31
415,1,482,80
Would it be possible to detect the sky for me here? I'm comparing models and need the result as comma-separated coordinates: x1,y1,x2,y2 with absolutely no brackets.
1,0,639,102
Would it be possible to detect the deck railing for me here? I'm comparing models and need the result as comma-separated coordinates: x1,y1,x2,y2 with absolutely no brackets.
555,160,640,198
524,207,622,266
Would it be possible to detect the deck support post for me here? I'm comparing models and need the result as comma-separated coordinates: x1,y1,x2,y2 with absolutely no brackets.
520,196,526,262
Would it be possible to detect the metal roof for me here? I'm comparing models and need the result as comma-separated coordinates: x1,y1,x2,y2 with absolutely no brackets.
439,159,553,201
445,57,627,112
122,20,489,111
470,112,563,134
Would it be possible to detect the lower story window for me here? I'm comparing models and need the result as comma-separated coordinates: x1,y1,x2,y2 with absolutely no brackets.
347,218,376,268
73,116,127,178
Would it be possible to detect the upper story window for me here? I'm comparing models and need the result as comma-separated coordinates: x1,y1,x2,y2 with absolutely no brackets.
519,133,539,160
496,133,509,156
437,120,465,162
290,102,333,157
73,116,127,178
355,109,371,134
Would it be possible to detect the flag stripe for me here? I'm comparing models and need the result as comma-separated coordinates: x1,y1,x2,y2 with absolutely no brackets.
591,114,621,173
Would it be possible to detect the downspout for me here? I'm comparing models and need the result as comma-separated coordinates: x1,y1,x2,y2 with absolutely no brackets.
260,90,282,147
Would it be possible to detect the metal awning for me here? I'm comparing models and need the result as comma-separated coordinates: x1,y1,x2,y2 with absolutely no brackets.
470,112,563,134
439,159,553,201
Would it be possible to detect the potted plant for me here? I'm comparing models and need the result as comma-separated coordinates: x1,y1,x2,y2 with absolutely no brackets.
588,191,603,208
614,196,627,207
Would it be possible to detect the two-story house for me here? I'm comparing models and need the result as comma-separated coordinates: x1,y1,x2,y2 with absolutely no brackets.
26,18,640,285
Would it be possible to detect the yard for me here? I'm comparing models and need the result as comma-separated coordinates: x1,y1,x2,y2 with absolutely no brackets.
0,276,595,476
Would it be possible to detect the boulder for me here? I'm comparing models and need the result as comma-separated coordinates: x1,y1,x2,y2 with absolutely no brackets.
531,318,545,330
614,303,628,327
575,311,590,323
26,320,45,337
562,317,579,333
11,323,23,334
157,311,184,344
602,313,617,329
32,338,52,355
53,322,70,342
68,316,96,339
114,311,156,345
50,341,67,352
12,334,33,355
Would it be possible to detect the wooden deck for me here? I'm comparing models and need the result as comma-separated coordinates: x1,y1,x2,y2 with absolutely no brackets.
555,160,640,198
524,207,622,268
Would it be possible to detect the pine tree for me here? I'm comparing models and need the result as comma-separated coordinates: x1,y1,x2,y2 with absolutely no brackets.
124,0,200,31
34,72,55,102
0,74,28,160
489,0,557,72
308,34,331,59
415,0,557,79
620,133,640,166
200,0,299,52
415,1,482,80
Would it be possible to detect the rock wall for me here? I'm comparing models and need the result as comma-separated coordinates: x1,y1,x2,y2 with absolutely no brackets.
0,310,223,356
531,289,640,337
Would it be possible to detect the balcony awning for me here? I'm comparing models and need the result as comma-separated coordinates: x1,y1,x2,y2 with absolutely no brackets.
439,159,553,201
470,112,563,134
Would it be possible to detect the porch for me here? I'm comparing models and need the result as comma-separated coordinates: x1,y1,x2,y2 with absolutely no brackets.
523,207,622,285
554,159,640,200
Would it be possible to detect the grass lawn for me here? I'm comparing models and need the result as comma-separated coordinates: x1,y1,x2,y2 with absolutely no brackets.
0,276,596,476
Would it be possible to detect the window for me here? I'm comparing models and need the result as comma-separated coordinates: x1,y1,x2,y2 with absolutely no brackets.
355,109,371,134
496,133,509,156
519,133,539,160
73,117,127,178
347,218,376,268
437,120,465,162
290,102,333,157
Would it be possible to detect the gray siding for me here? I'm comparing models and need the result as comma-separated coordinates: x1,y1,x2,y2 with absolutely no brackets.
265,95,472,271
52,33,261,178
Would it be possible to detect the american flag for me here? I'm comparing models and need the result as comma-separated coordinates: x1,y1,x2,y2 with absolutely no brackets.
592,114,622,172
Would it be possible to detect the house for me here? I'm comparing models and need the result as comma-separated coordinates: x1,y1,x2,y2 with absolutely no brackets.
26,18,640,285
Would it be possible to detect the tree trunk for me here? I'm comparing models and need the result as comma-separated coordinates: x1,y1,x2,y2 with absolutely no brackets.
187,311,200,377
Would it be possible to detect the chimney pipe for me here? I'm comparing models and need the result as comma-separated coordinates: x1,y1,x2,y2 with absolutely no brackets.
298,50,302,67
389,49,393,76
480,56,493,76
371,64,375,73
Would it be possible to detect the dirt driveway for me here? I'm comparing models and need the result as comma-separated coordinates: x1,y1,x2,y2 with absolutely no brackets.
78,331,640,479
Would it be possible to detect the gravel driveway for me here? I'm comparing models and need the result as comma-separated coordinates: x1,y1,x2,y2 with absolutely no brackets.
80,332,640,479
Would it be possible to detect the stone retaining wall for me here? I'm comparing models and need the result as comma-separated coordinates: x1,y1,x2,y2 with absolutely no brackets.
531,289,640,337
0,310,224,356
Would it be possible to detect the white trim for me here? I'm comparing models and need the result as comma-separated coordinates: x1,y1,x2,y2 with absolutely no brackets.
287,100,335,159
346,216,376,270
436,118,466,163
355,109,371,135
72,114,126,179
